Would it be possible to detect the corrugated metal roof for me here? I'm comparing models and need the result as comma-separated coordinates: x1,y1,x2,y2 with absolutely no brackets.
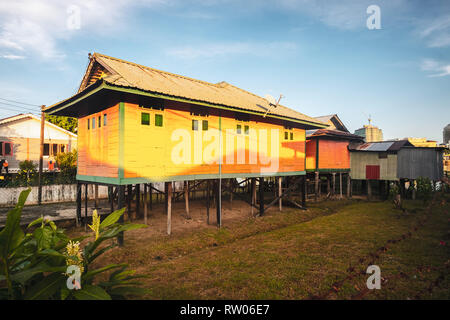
45,53,326,126
349,140,414,152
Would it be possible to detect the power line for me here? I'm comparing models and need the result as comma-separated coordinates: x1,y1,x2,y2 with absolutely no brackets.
0,97,40,107
0,101,40,113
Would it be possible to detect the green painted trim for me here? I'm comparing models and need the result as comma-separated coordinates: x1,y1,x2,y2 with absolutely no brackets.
76,174,120,184
77,171,306,185
118,102,125,179
102,83,327,129
306,168,350,173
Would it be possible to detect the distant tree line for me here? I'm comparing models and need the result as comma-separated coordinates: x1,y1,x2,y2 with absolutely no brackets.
46,115,77,134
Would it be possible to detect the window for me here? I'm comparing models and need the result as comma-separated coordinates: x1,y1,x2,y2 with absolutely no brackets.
92,117,96,129
290,132,293,140
236,124,242,134
192,119,198,131
98,115,101,128
52,144,58,156
284,132,288,140
4,143,12,156
244,125,249,135
378,152,388,159
1,142,13,156
87,118,90,130
155,114,163,127
202,120,208,131
60,145,66,153
43,143,50,156
141,112,150,125
103,114,107,126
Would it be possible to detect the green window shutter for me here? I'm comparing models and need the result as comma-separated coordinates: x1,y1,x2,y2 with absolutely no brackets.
284,132,288,140
92,117,96,129
87,118,90,130
236,124,241,134
155,114,163,127
141,112,150,125
290,132,293,140
98,115,101,128
104,114,107,126
202,120,208,131
244,125,249,135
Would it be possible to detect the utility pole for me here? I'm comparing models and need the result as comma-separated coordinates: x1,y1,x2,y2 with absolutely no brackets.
38,106,45,205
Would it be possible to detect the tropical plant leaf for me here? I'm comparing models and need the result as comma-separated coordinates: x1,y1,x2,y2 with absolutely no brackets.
23,272,66,300
99,208,125,230
73,284,111,300
83,263,127,282
0,189,31,259
26,217,43,229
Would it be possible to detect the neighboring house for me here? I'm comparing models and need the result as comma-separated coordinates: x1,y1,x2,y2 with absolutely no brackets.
306,114,364,197
354,123,383,142
0,113,77,172
349,139,445,182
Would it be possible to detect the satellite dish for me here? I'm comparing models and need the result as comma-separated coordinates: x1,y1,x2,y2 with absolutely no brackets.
263,94,284,118
265,94,277,106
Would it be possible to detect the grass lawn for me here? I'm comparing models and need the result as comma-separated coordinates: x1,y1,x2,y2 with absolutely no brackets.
90,192,450,300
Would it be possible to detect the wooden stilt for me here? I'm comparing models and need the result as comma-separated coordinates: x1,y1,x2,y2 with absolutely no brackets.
94,184,99,209
149,183,152,210
259,177,264,216
167,182,172,235
332,173,336,198
251,178,256,216
327,176,331,195
184,181,190,219
136,184,140,219
216,179,222,227
347,174,351,198
164,182,169,214
339,172,343,199
367,180,372,201
118,185,125,246
109,186,114,212
84,183,88,230
206,180,210,225
229,179,233,210
144,184,148,225
314,171,319,202
301,176,306,207
127,185,132,221
76,182,82,227
278,176,282,211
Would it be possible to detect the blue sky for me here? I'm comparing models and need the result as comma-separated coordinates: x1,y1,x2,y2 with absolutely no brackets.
0,0,449,142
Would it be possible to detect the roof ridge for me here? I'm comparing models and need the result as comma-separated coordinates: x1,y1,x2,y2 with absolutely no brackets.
94,52,223,88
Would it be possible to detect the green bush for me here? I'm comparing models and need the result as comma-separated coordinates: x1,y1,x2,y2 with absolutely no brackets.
416,177,433,203
0,189,148,300
15,160,38,186
55,149,77,184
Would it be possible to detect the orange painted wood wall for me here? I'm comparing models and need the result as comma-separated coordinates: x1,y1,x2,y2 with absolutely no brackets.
306,138,350,170
77,104,119,178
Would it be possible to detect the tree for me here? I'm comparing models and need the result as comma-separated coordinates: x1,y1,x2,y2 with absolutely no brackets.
46,115,77,134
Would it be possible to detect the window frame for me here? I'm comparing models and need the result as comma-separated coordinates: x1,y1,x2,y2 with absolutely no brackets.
155,114,163,127
1,141,13,156
141,112,150,126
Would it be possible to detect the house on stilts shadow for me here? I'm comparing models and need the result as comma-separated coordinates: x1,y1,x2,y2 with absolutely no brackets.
349,139,446,199
305,114,364,200
43,52,327,238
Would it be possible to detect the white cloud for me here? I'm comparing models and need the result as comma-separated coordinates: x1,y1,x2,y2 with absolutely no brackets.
1,54,26,60
166,41,298,59
0,0,166,60
421,58,450,77
418,14,450,48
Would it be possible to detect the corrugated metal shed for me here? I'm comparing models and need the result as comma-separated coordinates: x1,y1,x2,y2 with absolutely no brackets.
397,147,444,180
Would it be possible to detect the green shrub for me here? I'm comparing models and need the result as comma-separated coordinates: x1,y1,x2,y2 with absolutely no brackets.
56,149,77,184
416,177,433,203
0,189,148,300
15,160,38,186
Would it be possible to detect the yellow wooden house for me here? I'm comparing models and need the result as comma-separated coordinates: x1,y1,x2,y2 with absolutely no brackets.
44,53,326,185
